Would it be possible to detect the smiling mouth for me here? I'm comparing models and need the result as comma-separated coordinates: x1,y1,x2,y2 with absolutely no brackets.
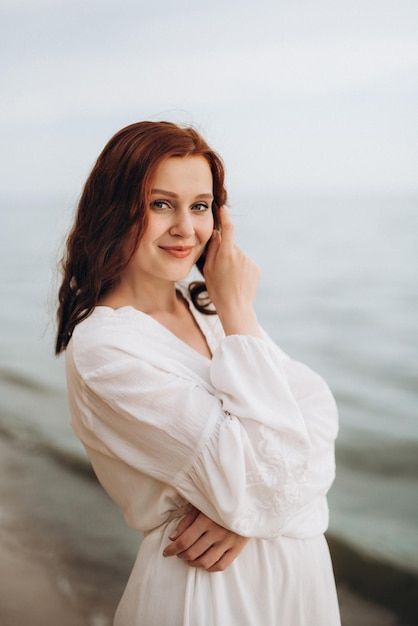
160,246,194,259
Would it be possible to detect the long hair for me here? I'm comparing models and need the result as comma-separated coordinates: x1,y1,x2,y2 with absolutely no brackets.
55,121,227,354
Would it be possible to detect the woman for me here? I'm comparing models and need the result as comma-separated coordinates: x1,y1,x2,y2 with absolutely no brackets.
56,121,341,625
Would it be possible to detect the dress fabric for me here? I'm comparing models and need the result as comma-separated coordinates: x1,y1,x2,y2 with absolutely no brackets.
66,282,341,625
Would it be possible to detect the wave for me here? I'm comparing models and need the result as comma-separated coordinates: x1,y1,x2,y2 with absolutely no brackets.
0,421,91,477
0,367,54,394
336,440,418,478
326,533,418,623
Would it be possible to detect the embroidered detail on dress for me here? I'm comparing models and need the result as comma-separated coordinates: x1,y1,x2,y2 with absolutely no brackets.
236,425,308,535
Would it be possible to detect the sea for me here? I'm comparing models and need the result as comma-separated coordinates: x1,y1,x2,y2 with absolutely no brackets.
1,190,417,591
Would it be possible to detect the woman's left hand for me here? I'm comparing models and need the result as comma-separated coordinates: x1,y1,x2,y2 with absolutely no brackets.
162,506,250,572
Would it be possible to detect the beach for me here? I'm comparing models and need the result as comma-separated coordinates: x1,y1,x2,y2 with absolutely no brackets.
0,432,402,626
1,192,417,625
0,433,138,626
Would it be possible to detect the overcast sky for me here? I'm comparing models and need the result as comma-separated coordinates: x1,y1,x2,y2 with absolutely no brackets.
1,0,418,197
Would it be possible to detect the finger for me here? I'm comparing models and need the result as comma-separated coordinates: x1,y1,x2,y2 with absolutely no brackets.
218,206,234,247
202,229,221,270
206,548,235,573
203,538,251,572
163,521,206,557
179,529,236,565
165,522,230,560
163,531,200,557
168,507,199,541
184,543,229,570
176,533,217,562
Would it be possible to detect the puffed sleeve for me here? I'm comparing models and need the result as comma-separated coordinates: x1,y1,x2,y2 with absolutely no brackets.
68,328,331,538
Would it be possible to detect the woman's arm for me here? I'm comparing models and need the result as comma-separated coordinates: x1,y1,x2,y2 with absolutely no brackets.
70,326,330,538
203,206,262,339
69,207,337,538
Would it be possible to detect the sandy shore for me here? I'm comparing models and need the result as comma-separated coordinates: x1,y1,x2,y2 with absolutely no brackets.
0,433,401,626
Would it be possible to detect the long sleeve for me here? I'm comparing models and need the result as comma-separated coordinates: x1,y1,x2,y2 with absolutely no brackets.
67,313,337,539
179,336,313,536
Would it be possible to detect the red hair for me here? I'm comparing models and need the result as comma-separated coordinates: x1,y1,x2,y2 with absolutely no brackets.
55,121,227,354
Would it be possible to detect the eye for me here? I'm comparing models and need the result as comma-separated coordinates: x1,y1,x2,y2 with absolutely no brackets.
192,202,210,212
151,200,171,211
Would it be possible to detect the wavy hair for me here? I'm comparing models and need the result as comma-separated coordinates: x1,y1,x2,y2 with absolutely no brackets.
55,121,227,354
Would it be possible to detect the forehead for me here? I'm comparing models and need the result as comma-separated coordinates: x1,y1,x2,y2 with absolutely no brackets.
151,156,213,192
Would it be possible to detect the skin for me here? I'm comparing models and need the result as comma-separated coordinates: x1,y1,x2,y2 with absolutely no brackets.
101,155,262,571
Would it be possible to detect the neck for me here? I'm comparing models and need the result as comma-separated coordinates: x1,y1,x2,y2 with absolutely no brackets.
99,276,181,315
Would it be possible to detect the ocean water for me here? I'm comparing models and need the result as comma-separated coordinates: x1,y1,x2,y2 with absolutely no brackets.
1,191,417,579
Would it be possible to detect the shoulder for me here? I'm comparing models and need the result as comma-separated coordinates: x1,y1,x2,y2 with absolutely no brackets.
73,306,143,346
69,307,156,375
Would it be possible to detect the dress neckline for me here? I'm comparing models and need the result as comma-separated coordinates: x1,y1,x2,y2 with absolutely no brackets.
95,283,219,363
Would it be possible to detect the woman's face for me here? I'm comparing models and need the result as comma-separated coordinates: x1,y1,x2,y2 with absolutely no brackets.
126,155,215,285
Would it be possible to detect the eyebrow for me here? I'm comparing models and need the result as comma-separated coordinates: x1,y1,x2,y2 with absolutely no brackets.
151,188,214,200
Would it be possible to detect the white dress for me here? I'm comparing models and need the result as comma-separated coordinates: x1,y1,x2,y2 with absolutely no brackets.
66,282,341,625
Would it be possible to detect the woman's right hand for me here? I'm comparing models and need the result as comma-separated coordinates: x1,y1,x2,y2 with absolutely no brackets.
163,506,250,572
203,206,262,338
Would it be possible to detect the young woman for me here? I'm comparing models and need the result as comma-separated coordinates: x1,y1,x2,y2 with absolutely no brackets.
56,121,341,625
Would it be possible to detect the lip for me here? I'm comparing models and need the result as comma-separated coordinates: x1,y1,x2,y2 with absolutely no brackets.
160,246,194,259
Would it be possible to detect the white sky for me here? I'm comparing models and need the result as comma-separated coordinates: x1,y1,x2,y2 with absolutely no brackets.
1,0,418,196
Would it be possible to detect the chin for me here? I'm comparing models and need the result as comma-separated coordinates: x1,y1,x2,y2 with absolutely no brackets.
164,267,195,283
162,253,203,283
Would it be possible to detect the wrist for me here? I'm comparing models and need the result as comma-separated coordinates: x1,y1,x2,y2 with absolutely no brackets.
218,308,262,338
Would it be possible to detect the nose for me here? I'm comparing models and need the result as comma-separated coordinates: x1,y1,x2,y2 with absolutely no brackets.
169,209,195,238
